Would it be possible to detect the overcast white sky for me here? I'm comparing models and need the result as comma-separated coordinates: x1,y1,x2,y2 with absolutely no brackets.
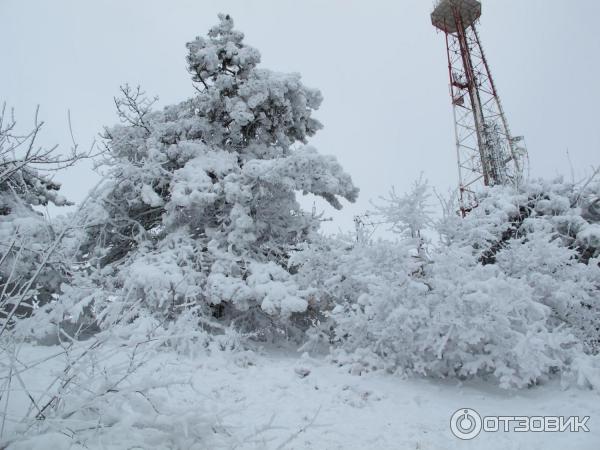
2,0,599,233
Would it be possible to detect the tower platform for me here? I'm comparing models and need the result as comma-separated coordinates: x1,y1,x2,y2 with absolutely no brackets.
431,0,481,33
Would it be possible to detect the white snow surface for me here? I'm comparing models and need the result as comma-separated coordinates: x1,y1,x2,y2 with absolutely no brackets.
3,344,599,449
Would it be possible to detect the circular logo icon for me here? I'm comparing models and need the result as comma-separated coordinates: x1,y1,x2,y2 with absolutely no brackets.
450,408,482,440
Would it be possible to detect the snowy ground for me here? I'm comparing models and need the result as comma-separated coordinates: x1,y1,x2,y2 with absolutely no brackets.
2,344,599,449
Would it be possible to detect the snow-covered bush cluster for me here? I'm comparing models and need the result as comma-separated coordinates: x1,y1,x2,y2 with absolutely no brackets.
296,177,600,388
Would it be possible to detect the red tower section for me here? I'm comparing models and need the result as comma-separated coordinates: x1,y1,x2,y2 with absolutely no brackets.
432,0,526,215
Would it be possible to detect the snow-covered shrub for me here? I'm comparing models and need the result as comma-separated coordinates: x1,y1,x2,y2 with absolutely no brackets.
403,245,577,388
292,232,426,353
370,174,433,241
1,329,235,449
58,15,357,337
456,178,600,352
297,234,578,388
299,177,600,388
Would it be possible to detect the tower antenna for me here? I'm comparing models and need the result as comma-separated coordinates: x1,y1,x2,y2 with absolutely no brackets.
431,0,527,216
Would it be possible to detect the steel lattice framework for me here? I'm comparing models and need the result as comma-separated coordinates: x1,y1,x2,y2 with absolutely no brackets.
431,0,527,216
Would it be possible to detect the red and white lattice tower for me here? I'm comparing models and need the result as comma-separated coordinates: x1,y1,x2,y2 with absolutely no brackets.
431,0,527,216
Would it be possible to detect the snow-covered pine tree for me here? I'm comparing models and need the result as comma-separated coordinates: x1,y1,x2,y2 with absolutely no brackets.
70,15,358,334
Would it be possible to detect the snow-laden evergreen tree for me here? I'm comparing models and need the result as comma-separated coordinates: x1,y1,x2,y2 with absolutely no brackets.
62,15,358,336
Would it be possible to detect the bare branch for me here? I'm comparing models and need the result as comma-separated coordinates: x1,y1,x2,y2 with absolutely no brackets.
113,84,157,134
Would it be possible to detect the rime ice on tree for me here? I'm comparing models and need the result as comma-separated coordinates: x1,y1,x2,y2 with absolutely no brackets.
75,14,358,327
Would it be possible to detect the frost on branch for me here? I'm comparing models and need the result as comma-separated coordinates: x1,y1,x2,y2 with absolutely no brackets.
0,105,87,329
